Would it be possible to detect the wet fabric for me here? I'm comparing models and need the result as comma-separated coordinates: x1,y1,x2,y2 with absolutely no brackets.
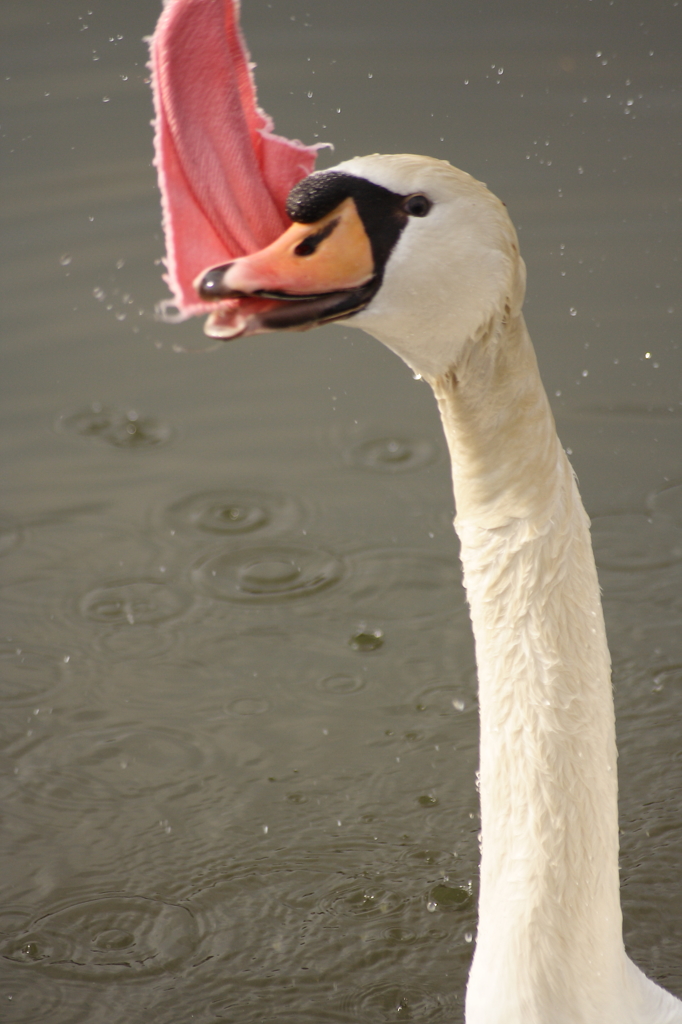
149,0,320,317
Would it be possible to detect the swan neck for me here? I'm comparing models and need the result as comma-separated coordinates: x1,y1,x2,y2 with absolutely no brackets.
430,314,561,528
431,315,635,1021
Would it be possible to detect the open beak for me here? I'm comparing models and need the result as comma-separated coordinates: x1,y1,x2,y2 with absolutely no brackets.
193,197,377,339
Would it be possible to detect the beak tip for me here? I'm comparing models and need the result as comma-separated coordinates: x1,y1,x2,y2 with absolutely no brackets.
194,263,235,300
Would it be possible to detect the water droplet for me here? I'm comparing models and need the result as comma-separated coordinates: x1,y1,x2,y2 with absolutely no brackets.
429,883,471,910
570,307,577,316
651,665,681,693
6,940,48,963
59,253,72,266
417,794,438,807
465,931,473,943
349,628,384,652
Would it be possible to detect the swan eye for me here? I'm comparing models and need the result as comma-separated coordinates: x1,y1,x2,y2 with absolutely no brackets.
403,194,432,218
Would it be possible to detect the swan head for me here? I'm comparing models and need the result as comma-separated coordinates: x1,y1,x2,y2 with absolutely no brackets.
196,154,526,380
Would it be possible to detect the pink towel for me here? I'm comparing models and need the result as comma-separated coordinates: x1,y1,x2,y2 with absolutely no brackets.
149,0,320,318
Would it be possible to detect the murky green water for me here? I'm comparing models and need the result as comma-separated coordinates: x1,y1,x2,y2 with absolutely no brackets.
1,1,680,1021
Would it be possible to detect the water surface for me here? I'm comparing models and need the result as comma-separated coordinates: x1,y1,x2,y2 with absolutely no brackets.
1,1,681,1020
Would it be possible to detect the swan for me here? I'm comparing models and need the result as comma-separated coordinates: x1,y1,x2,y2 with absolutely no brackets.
148,2,682,1019
193,154,682,1024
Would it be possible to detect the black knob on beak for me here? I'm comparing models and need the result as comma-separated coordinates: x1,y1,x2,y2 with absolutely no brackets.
197,263,236,299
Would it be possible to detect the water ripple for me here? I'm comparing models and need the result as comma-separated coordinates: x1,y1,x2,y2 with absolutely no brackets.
0,973,64,1022
164,488,302,538
193,544,344,602
344,435,437,473
648,483,682,522
342,548,461,622
345,980,450,1022
229,696,271,716
101,658,236,713
10,722,212,811
0,641,72,707
56,404,172,449
97,625,174,659
0,894,199,981
316,878,406,919
152,839,474,1021
0,517,22,556
187,855,419,984
415,685,476,718
316,673,366,695
79,578,190,626
591,513,682,571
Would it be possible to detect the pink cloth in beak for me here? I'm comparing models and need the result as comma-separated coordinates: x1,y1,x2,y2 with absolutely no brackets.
149,0,320,318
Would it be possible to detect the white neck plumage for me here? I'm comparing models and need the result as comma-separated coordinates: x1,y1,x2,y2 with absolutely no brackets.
426,312,682,1024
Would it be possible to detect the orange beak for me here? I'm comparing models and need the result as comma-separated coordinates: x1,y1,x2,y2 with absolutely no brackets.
193,198,377,339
